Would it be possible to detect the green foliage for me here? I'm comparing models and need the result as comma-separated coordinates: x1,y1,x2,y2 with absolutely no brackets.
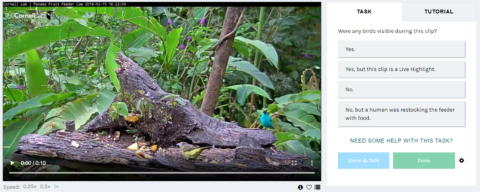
90,27,115,38
286,102,321,116
127,47,159,65
109,107,118,120
60,98,98,129
40,92,76,105
234,36,278,68
283,140,320,160
3,6,320,172
96,88,116,113
25,49,48,98
70,7,166,37
193,7,208,21
3,93,54,121
232,40,250,58
55,7,88,23
105,43,122,91
235,86,251,106
109,101,128,120
136,97,154,118
165,27,183,64
116,102,129,117
226,84,271,106
268,89,321,170
4,89,26,102
3,20,113,58
37,108,65,134
3,114,43,159
277,119,301,134
122,28,154,49
270,73,299,96
227,57,273,89
285,108,321,130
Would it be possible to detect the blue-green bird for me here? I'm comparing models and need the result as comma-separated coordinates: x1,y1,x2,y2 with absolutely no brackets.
260,110,273,128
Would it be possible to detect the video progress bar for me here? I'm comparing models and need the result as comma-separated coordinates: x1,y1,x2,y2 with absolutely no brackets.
10,172,315,175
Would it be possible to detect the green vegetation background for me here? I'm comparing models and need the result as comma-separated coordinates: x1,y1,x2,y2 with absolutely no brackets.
3,7,320,178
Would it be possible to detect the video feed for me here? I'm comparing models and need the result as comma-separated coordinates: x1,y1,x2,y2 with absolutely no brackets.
3,2,321,181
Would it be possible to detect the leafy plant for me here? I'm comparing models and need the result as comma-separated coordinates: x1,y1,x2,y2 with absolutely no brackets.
226,84,271,106
227,57,273,89
105,43,122,91
109,101,128,120
24,49,48,97
60,98,99,129
3,20,114,58
264,88,321,176
3,114,43,159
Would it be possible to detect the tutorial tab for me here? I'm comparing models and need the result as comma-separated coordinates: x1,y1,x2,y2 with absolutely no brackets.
402,3,476,21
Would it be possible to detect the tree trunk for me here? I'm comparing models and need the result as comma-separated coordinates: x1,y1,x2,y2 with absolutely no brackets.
201,7,244,116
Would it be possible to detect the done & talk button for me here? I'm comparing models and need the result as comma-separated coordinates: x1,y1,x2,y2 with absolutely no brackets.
338,152,389,169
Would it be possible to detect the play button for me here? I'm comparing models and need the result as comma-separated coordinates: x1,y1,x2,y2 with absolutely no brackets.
10,161,13,165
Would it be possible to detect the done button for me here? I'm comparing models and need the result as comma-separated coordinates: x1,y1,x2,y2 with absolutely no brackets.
393,152,455,169
338,152,389,169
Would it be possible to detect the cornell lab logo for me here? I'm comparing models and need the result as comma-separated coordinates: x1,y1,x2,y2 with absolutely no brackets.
9,10,54,20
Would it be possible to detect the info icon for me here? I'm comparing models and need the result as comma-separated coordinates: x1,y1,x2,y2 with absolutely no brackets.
298,185,304,190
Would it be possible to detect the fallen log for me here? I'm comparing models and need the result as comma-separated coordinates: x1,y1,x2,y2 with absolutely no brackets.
13,52,318,177
84,52,276,148
13,133,317,179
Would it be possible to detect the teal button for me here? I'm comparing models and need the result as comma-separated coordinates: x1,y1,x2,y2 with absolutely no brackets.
393,152,455,169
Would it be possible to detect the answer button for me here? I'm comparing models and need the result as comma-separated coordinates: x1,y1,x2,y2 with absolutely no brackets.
393,152,455,169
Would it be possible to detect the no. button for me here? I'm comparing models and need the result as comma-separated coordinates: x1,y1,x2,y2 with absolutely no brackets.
459,158,464,163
